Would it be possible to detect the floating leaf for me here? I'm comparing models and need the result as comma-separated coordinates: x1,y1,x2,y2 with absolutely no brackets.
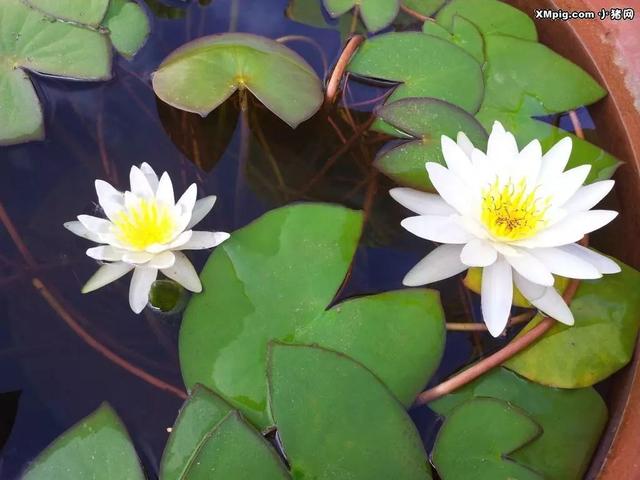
323,0,399,32
402,0,445,16
506,258,640,388
286,0,364,41
374,98,487,191
348,32,484,114
433,397,542,479
268,343,431,479
431,368,607,480
104,0,150,58
0,0,112,145
423,15,484,63
160,385,234,480
179,203,445,428
25,0,110,25
436,0,537,41
152,33,323,128
22,404,144,480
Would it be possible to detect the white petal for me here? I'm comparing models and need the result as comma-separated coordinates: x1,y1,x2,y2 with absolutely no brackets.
460,239,497,267
129,165,154,198
401,215,474,244
402,244,466,286
545,165,591,208
517,210,618,248
78,214,112,234
515,139,542,184
148,250,176,269
178,231,230,250
530,247,601,279
140,163,159,191
389,188,455,216
122,251,154,264
64,221,102,242
129,266,157,314
425,162,475,215
95,180,124,221
155,172,175,206
187,195,217,229
513,272,574,325
441,135,474,184
503,249,554,286
456,131,475,157
176,184,198,215
560,244,621,274
487,121,518,162
539,136,572,183
86,246,124,262
82,262,133,293
562,180,615,213
161,251,202,292
146,230,193,253
481,256,513,337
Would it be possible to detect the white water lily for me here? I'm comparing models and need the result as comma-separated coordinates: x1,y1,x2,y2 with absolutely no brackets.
391,121,620,337
64,163,229,313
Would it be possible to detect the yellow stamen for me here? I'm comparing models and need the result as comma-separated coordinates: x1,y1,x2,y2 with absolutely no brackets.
481,178,549,241
112,199,175,250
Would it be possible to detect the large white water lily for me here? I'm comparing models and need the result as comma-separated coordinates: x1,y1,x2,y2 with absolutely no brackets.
391,121,620,337
64,163,229,313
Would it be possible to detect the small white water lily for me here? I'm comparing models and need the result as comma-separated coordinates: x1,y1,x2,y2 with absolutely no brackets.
391,121,620,337
64,163,229,313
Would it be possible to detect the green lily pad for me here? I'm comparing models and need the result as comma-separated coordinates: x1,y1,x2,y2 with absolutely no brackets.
506,259,640,388
22,403,144,480
160,384,234,480
152,33,323,128
374,98,488,191
179,203,446,428
179,411,290,479
286,0,363,42
431,368,607,480
104,0,150,58
25,0,110,25
423,15,484,63
436,0,537,41
0,0,112,145
432,397,543,479
323,0,399,32
268,343,431,479
348,32,483,113
402,0,445,16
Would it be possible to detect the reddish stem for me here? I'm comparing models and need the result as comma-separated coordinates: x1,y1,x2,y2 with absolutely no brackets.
326,35,365,104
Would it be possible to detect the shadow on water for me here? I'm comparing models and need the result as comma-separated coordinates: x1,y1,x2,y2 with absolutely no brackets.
0,0,547,477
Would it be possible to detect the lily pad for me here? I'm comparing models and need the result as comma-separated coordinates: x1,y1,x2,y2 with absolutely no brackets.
152,33,323,128
402,0,445,16
179,203,446,428
323,0,399,32
104,0,150,58
431,368,607,480
347,32,484,115
22,403,144,480
160,384,234,480
423,15,484,63
432,397,542,479
286,0,363,42
25,0,110,25
374,98,488,191
0,0,112,145
506,258,640,388
268,343,431,479
436,0,537,41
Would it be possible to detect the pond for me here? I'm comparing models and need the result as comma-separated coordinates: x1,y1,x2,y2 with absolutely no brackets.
0,0,638,479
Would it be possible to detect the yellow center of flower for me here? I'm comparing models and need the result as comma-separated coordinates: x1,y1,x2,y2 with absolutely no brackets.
481,178,550,241
112,199,176,250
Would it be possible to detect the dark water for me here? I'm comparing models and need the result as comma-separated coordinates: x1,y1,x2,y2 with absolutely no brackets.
0,1,595,478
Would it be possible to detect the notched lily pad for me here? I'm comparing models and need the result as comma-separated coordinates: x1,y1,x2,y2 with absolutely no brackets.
25,0,110,25
323,0,399,33
431,368,607,480
152,33,323,128
506,258,640,388
179,203,446,428
375,98,488,190
286,0,364,42
423,15,484,63
432,397,543,480
22,403,145,480
104,0,151,58
268,343,431,479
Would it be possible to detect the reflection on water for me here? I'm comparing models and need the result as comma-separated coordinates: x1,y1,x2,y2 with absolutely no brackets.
0,0,592,477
